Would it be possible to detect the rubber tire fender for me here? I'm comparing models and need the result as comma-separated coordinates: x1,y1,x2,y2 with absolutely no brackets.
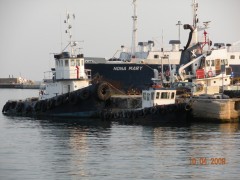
96,82,111,101
79,89,91,100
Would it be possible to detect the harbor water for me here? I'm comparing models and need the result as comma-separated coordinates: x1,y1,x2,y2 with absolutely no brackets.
0,89,240,179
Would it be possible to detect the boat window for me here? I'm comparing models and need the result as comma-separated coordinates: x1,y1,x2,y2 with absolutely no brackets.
239,56,240,60
81,59,84,66
161,92,168,99
55,60,59,67
71,59,75,66
143,93,146,100
154,55,159,59
147,93,150,101
151,92,154,100
76,59,80,66
60,60,63,67
225,59,228,65
156,92,160,99
65,60,69,67
230,55,235,59
215,59,220,67
211,60,214,66
171,92,175,99
206,60,210,66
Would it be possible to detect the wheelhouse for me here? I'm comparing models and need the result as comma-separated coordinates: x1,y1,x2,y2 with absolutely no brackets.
142,89,176,108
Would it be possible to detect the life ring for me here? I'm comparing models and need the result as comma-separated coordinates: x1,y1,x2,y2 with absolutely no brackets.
208,70,213,77
96,82,111,101
79,89,90,100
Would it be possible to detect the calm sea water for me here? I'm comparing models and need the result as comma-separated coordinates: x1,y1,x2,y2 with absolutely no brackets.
0,89,240,180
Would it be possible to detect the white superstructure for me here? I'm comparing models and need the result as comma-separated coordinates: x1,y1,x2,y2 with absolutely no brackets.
39,12,91,100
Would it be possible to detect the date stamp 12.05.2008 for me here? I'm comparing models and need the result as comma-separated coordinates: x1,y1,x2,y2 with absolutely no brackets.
190,157,226,165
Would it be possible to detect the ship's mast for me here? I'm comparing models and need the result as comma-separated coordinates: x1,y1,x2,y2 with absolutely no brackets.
64,11,76,56
191,0,199,46
192,0,198,28
131,0,138,58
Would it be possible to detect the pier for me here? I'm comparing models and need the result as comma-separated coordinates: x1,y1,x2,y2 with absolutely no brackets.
191,97,240,122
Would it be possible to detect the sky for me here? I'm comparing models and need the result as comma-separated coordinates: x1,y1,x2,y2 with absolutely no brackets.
0,0,240,81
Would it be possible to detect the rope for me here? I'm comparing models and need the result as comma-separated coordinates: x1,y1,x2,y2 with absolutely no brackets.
106,82,126,95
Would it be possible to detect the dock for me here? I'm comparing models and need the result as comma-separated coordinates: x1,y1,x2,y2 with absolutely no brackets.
0,84,41,89
0,77,41,89
191,97,240,122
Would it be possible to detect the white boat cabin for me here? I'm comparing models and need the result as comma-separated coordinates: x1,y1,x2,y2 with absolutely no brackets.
39,12,91,100
40,53,91,100
142,89,176,108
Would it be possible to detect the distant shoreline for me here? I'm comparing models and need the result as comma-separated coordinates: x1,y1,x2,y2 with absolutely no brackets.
0,84,41,89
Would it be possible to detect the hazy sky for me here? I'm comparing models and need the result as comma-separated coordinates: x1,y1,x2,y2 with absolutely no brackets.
0,0,240,80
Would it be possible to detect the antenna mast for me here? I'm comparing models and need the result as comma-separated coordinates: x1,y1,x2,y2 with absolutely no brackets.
64,10,76,56
192,0,198,28
131,0,137,58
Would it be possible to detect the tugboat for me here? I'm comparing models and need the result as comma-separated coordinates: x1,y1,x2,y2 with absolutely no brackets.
2,12,113,118
99,77,192,125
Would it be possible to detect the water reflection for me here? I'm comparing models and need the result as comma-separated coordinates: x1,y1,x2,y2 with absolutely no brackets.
2,115,240,179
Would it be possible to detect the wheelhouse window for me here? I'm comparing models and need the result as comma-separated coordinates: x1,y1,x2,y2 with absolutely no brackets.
156,92,160,99
76,59,80,66
154,55,159,59
230,55,235,59
171,92,175,99
161,92,169,99
206,60,210,66
60,60,63,67
211,60,214,66
143,92,146,100
65,60,69,67
224,59,228,65
71,59,75,66
151,92,154,100
147,93,150,101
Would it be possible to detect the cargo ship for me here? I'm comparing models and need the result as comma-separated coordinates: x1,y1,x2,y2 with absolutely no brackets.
83,0,240,93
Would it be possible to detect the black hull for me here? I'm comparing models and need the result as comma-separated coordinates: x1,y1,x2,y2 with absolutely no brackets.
86,63,168,92
86,63,240,92
2,81,191,125
100,103,192,125
2,83,110,118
